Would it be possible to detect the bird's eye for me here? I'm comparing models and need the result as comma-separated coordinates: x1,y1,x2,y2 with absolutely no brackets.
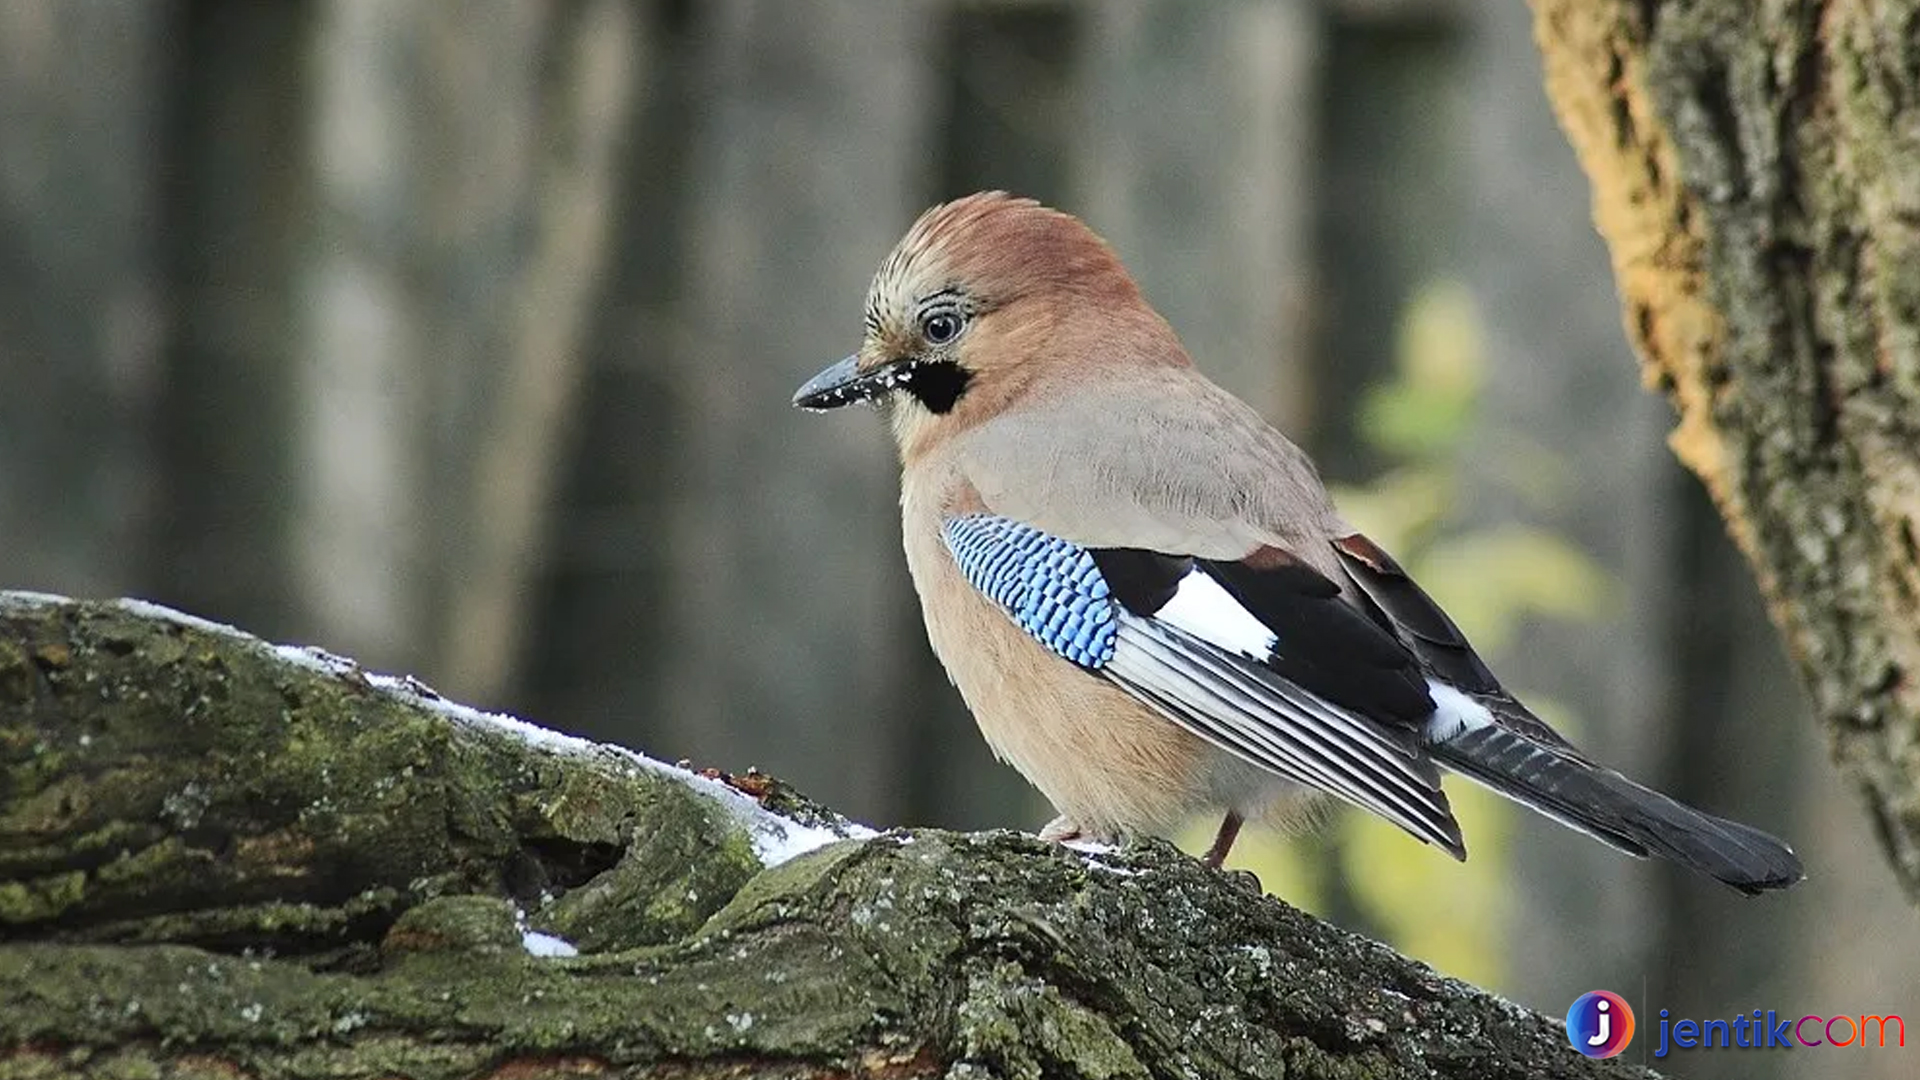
921,312,963,345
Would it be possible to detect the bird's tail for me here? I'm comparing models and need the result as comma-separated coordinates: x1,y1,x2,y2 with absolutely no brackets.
1430,712,1804,895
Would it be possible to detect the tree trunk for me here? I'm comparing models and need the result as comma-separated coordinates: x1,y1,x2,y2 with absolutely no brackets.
150,0,310,640
0,1,165,603
1530,0,1920,899
1,593,1646,1079
648,0,937,826
1075,0,1320,433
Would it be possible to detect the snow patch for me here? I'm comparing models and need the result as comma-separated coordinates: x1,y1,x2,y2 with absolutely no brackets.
115,598,248,638
520,931,578,958
0,590,76,611
1080,855,1141,877
1059,837,1143,876
752,816,870,868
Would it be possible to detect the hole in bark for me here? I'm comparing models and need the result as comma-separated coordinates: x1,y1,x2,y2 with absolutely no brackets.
1610,90,1636,148
516,836,624,896
98,637,137,657
1692,63,1749,199
1632,301,1657,349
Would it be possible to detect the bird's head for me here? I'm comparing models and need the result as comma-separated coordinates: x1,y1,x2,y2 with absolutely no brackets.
793,191,1182,458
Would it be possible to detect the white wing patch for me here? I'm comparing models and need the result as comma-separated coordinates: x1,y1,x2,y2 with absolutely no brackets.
1154,570,1276,660
1424,681,1495,742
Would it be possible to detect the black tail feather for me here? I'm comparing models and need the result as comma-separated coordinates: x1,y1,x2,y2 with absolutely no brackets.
1434,723,1804,895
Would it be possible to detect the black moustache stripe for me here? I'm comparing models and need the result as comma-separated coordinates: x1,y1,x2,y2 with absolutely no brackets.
899,359,972,414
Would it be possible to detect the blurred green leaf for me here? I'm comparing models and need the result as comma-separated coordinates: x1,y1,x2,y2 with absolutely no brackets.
1358,280,1484,458
1415,527,1616,655
1472,431,1580,513
1341,783,1512,988
1330,467,1452,553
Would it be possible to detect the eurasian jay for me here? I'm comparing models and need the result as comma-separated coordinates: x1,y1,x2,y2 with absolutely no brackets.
793,191,1803,894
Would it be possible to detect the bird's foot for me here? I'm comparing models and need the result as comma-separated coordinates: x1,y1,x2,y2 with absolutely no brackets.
1038,815,1085,843
1224,867,1264,894
1038,816,1128,854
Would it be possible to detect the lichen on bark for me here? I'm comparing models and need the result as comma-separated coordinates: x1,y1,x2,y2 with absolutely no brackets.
1,594,1646,1078
1530,0,1920,899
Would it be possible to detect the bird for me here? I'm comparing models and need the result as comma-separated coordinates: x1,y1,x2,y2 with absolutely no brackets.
792,191,1803,894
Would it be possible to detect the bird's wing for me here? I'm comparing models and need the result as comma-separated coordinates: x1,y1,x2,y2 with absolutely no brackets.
940,513,1465,857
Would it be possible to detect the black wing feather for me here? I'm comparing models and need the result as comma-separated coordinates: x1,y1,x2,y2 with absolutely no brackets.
1327,532,1803,891
1199,552,1434,727
1088,549,1192,615
1333,533,1501,694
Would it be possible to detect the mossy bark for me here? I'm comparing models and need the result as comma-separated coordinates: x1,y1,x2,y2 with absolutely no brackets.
0,595,1645,1079
1529,0,1920,899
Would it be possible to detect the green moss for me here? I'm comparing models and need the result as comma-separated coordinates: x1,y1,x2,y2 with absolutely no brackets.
0,871,85,924
955,960,1149,1079
0,600,816,955
0,637,33,706
382,894,521,955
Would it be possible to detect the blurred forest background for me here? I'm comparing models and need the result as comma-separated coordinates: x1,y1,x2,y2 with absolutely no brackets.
3,2,1915,1076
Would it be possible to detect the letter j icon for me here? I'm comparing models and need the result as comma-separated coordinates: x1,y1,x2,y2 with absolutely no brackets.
1567,991,1636,1058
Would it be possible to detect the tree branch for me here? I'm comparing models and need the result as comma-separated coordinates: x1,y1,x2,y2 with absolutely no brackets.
0,594,1646,1078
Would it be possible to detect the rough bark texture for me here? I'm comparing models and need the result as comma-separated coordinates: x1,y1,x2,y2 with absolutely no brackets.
0,594,1644,1079
1530,0,1920,897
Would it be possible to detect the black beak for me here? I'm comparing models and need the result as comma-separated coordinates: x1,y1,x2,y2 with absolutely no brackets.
792,354,889,411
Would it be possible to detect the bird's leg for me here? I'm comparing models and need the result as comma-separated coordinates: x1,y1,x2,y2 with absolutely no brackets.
1038,815,1083,843
1202,811,1245,869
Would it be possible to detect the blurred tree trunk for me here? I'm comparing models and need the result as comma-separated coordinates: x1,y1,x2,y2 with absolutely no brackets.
154,0,630,686
427,0,639,701
512,0,697,749
648,0,939,825
1531,1,1920,901
1076,0,1320,433
1311,6,1467,488
151,0,311,636
0,2,166,600
300,0,638,694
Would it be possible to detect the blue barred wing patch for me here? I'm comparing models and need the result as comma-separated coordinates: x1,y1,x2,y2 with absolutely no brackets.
941,515,1117,668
